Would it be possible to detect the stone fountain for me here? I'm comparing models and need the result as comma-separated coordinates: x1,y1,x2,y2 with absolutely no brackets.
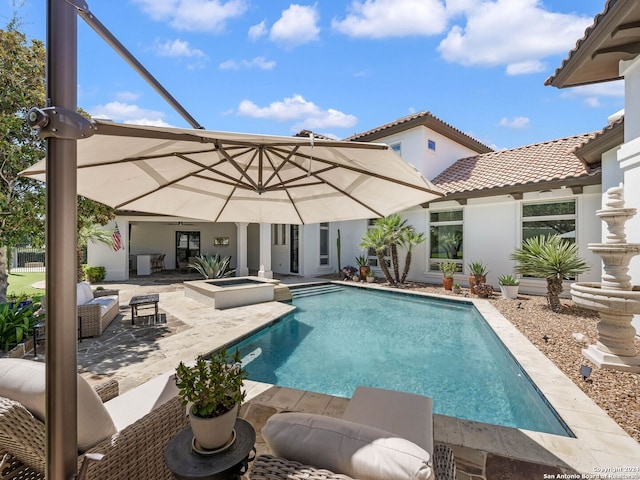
571,184,640,373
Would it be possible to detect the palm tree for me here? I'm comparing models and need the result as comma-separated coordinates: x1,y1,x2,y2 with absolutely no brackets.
511,235,590,312
77,220,115,282
359,227,394,284
398,230,426,284
375,214,411,284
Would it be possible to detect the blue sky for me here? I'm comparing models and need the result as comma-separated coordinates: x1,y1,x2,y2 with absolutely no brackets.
7,0,624,150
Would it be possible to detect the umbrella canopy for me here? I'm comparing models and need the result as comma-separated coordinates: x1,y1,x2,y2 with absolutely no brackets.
22,120,442,224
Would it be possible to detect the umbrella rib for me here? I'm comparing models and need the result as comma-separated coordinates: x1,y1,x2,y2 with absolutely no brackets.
216,142,261,192
261,146,300,189
213,147,259,222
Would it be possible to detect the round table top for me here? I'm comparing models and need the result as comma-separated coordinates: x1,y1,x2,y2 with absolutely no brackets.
164,418,256,479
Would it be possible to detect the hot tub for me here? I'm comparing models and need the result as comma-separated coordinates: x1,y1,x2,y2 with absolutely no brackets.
184,276,283,309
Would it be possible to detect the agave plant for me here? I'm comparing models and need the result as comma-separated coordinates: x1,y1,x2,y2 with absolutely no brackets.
511,235,590,312
189,254,235,279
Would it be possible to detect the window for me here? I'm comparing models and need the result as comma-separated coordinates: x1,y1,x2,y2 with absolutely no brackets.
429,210,463,272
428,139,436,151
522,201,576,242
319,223,329,265
366,219,390,267
272,224,286,246
390,143,401,155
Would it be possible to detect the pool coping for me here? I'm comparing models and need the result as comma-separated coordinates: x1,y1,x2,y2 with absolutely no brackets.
325,281,640,474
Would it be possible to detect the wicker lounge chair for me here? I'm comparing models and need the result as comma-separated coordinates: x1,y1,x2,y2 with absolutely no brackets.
251,386,456,480
0,360,187,480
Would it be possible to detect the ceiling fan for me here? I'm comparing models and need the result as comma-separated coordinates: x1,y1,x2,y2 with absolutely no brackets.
166,221,198,226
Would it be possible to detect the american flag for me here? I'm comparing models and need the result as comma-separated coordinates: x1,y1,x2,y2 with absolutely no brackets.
112,225,122,251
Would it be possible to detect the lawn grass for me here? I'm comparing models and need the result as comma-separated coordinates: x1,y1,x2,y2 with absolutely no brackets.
7,271,46,298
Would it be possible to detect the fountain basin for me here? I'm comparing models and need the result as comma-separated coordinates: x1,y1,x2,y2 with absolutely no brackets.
570,282,640,315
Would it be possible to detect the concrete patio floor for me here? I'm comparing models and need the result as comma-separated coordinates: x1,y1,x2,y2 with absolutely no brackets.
31,273,640,479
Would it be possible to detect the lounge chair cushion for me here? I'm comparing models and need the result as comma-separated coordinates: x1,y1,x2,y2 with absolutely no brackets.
0,358,117,453
262,412,433,480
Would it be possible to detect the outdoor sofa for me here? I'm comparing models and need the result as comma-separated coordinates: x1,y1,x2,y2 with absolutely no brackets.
0,358,187,480
76,281,120,338
251,386,456,480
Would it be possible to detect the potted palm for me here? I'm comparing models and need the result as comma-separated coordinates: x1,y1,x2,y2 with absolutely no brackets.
175,348,248,450
498,274,520,299
438,261,457,290
468,261,489,294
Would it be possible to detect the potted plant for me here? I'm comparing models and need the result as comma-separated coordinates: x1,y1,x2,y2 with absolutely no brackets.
468,261,489,294
498,274,520,299
341,265,357,281
452,283,461,294
355,254,370,281
438,261,457,290
175,348,248,450
365,270,376,283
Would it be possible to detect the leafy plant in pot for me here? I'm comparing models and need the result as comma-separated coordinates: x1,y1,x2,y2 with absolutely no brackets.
468,261,489,294
438,261,457,290
355,254,370,281
498,274,520,299
175,348,248,450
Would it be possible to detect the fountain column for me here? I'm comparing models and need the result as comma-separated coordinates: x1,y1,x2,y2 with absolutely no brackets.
571,185,640,372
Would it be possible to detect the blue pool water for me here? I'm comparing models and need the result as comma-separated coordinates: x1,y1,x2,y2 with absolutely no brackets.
231,285,572,436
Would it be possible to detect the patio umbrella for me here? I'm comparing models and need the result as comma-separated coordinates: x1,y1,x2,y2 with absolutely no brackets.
22,120,442,224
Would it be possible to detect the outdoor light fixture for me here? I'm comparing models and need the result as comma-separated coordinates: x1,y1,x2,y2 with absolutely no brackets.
516,301,522,309
580,365,592,381
542,334,550,343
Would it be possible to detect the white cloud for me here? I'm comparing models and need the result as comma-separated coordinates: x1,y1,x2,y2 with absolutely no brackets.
115,91,140,102
437,0,592,74
248,20,268,40
132,0,248,32
237,94,358,131
332,0,447,38
506,60,545,76
90,101,172,127
153,38,206,58
499,116,530,129
560,80,624,108
219,56,276,70
269,4,320,48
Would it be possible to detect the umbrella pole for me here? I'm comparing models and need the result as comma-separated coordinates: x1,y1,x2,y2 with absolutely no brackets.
46,0,79,478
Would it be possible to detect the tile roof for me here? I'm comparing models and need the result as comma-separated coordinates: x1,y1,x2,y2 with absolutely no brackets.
545,0,640,88
345,110,493,154
572,116,624,166
431,133,599,198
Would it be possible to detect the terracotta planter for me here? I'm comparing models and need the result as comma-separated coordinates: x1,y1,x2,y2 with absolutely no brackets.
442,276,454,290
189,403,238,450
359,266,371,280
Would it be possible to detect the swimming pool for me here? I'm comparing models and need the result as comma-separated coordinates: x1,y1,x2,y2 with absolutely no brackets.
231,285,572,436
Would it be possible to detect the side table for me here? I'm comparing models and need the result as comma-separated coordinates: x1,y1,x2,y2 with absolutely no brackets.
165,418,256,480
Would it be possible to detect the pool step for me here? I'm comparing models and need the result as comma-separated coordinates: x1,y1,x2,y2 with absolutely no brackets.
290,283,344,298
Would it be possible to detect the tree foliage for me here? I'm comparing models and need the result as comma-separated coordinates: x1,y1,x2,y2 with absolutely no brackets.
0,13,115,300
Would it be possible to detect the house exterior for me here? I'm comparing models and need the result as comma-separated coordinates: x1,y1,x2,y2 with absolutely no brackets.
90,106,609,295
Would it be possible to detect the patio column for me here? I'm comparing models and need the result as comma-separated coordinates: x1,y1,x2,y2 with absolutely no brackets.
235,222,249,276
258,223,273,278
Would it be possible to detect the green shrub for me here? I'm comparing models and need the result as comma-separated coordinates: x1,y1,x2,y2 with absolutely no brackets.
83,265,106,283
0,300,44,351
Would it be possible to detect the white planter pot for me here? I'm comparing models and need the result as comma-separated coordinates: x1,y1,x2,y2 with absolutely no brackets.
189,403,238,450
499,285,519,299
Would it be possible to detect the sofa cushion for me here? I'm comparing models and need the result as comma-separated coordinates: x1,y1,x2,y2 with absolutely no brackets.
87,295,118,314
77,282,93,306
0,358,117,453
262,412,433,480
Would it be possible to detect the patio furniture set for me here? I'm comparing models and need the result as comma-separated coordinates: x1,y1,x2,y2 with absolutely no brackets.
0,358,455,480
